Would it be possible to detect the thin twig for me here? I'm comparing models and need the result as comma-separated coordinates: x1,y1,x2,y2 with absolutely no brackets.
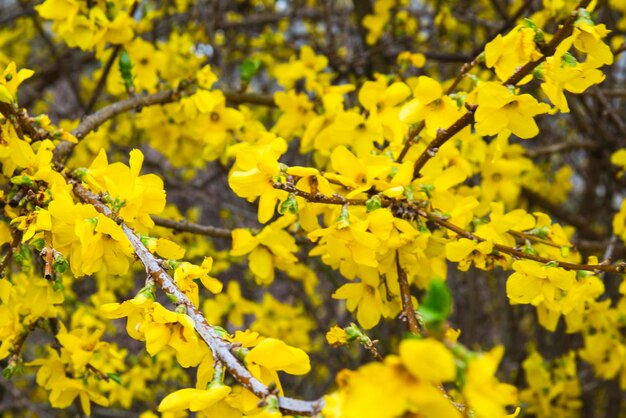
395,252,420,334
82,2,139,115
223,91,276,107
409,0,591,179
54,89,181,164
591,86,626,131
525,139,597,157
522,187,603,240
0,229,22,278
274,182,624,273
419,209,626,273
152,216,311,245
152,216,233,238
70,180,325,416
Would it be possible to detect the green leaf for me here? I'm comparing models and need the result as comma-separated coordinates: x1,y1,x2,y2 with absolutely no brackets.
240,59,261,84
336,205,350,227
366,195,381,212
278,193,299,215
523,241,537,255
523,18,538,30
53,255,68,275
417,279,452,331
561,52,578,68
107,373,122,384
11,175,34,186
118,50,134,92
575,8,594,26
529,225,550,239
419,184,434,198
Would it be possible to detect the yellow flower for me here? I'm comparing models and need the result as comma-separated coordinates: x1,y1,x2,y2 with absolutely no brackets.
231,218,298,285
158,385,231,412
35,0,79,21
399,338,456,382
326,326,348,347
0,61,34,103
446,238,494,271
100,13,134,45
203,281,256,326
332,281,386,329
48,192,134,277
174,257,223,305
397,51,426,68
463,346,518,418
474,83,550,139
272,90,316,139
611,148,626,177
28,348,110,416
101,297,206,366
573,21,613,66
358,77,411,143
273,45,329,92
84,148,166,232
109,38,165,93
485,26,540,83
506,260,576,306
401,78,444,120
246,338,311,376
229,137,288,223
542,36,606,112
362,0,395,45
335,356,461,418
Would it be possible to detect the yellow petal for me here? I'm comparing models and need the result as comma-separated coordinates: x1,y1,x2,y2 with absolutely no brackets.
400,338,456,382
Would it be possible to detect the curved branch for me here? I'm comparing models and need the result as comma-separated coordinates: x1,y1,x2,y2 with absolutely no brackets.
53,89,181,164
70,181,325,416
395,253,420,334
274,182,625,273
419,208,626,274
408,0,591,179
152,216,233,239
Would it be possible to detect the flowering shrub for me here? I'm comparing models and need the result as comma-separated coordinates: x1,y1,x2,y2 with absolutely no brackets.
1,1,626,417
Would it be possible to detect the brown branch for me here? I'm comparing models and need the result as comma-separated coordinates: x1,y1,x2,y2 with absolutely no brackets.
152,215,311,245
273,182,371,206
82,2,139,115
223,91,276,107
19,0,84,110
395,252,420,334
42,231,53,280
0,103,54,141
508,229,573,250
524,139,597,157
70,180,325,416
411,109,475,178
587,89,626,97
85,363,109,382
396,51,481,164
271,183,622,272
0,229,22,278
152,216,233,239
419,209,626,273
53,89,276,165
407,0,591,179
591,86,626,131
521,187,604,240
9,319,40,360
53,89,182,164
0,8,35,25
